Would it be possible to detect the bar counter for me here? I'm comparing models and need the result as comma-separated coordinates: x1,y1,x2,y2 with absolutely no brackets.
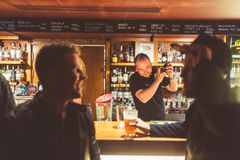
95,121,186,156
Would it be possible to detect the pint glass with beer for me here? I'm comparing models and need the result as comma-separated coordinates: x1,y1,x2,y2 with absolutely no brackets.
123,108,138,137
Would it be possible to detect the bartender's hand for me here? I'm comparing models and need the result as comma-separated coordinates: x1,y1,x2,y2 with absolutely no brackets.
165,63,174,78
155,68,167,83
135,118,150,133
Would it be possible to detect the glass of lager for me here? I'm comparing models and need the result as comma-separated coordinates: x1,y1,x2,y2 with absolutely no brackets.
123,107,138,137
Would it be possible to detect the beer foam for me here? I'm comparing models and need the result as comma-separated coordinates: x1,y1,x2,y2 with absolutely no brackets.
124,116,136,120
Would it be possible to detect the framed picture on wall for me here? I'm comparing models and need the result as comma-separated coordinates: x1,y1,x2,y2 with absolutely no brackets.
135,42,154,63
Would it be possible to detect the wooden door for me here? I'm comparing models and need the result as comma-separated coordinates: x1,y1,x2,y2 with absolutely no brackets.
79,46,105,120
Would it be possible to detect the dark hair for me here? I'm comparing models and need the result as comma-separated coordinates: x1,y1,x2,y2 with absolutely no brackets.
35,44,80,85
191,34,232,73
134,53,150,64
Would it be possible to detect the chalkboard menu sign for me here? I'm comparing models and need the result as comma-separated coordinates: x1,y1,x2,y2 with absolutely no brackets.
1,18,240,34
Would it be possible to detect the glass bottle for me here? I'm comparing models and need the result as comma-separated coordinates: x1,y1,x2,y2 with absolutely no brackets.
162,52,167,63
124,46,130,62
123,67,129,84
129,46,135,63
111,69,118,87
111,46,118,63
118,45,124,62
10,66,16,82
117,69,123,84
21,44,28,63
10,42,16,61
16,43,22,61
3,47,10,61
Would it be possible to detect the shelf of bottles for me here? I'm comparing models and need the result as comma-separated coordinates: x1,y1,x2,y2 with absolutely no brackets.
158,41,190,115
0,40,37,97
110,41,135,120
110,41,193,119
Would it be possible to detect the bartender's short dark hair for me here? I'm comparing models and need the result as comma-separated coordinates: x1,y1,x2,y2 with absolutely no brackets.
134,53,150,64
35,44,80,85
192,34,232,73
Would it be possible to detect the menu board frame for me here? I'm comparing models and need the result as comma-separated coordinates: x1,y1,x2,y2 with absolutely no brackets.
1,18,240,34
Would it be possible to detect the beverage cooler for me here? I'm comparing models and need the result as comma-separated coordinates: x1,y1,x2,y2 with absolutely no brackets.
109,38,194,121
228,36,240,88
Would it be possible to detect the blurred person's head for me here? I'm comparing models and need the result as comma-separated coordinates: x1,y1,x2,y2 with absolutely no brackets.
181,34,232,98
182,45,212,97
192,34,232,74
35,44,86,100
134,53,152,78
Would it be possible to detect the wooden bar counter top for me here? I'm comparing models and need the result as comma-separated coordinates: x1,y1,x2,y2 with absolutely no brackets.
94,121,186,156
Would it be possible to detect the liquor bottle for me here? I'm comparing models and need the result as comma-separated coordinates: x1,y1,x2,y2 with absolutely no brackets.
123,67,129,84
124,46,130,62
21,44,28,63
16,43,22,61
5,65,11,81
172,50,177,63
112,54,118,63
182,53,185,63
158,47,162,63
117,88,123,103
111,90,118,121
111,46,118,63
129,46,134,63
123,87,130,104
20,69,27,82
16,65,21,81
10,66,16,82
118,45,124,62
10,42,16,61
176,51,183,63
117,69,123,84
111,87,118,101
111,69,118,87
1,66,6,78
3,47,10,61
167,50,173,62
178,67,183,85
162,52,167,63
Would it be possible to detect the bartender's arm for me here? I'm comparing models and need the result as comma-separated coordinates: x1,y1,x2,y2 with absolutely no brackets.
165,64,178,92
135,68,166,103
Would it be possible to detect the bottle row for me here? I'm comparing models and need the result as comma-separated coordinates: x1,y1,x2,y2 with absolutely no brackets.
164,94,194,114
111,87,133,104
111,44,135,63
1,65,27,83
0,42,28,62
111,67,134,86
110,66,184,87
158,47,185,63
158,42,186,63
110,41,186,64
111,87,193,116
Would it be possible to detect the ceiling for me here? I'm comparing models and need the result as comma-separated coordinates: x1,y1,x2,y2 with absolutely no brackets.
0,0,240,20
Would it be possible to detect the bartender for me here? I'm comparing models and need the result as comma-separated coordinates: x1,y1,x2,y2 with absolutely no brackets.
129,53,178,121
